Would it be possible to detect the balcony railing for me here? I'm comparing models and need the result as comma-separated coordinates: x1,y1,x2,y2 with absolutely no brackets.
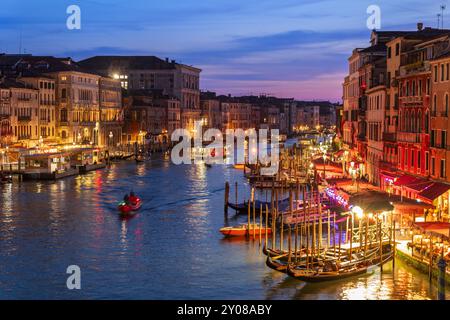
397,132,423,143
18,115,31,121
383,132,396,142
357,134,367,142
399,61,430,77
400,96,424,105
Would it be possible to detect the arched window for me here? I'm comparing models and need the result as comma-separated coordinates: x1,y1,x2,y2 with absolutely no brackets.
425,111,430,133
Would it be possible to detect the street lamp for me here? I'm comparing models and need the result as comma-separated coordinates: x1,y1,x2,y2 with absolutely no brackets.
352,205,364,219
109,131,113,149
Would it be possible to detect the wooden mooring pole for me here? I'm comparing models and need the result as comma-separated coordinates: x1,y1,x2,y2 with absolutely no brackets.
224,182,229,215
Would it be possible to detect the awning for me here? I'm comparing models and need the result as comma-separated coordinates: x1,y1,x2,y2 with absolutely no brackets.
393,174,432,193
417,182,450,203
406,180,433,192
380,171,400,183
393,174,418,186
413,222,450,239
387,194,435,210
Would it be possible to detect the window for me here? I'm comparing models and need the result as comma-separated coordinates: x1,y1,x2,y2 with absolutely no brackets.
411,150,415,167
441,159,446,178
447,63,450,81
426,152,429,171
418,151,421,169
442,130,447,148
60,109,68,122
435,65,439,82
61,88,67,99
433,94,437,114
387,47,392,58
395,43,400,56
432,157,436,176
442,64,445,82
445,94,449,116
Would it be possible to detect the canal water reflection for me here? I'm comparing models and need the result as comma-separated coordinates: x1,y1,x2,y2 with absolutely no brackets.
0,155,448,299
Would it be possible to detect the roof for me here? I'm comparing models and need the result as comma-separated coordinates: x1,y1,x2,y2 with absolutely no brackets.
417,182,450,203
0,78,34,89
374,28,450,42
359,43,387,53
349,190,394,213
24,152,69,158
0,55,102,76
77,56,179,74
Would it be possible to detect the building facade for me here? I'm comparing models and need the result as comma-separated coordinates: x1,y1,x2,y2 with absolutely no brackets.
20,76,57,143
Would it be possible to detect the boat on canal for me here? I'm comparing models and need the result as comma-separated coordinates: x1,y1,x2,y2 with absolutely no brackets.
0,173,12,184
220,224,272,237
282,245,394,282
118,197,142,215
227,198,290,215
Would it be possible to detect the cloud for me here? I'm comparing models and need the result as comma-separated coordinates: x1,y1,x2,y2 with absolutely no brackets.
202,72,345,101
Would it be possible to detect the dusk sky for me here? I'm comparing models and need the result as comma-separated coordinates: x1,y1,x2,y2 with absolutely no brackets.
0,0,448,101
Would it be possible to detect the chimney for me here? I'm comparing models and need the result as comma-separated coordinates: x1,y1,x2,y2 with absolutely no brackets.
417,22,424,31
171,59,176,64
165,57,169,63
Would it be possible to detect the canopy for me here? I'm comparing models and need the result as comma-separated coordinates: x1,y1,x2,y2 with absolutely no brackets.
349,190,394,213
417,182,450,203
393,174,422,187
413,222,450,239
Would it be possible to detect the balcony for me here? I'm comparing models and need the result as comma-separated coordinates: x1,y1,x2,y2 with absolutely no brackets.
399,95,424,106
80,121,96,126
397,132,422,144
399,61,430,77
18,135,31,140
0,113,10,120
383,132,396,142
18,115,31,122
357,134,367,142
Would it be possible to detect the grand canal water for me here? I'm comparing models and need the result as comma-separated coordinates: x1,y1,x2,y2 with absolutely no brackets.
0,153,449,299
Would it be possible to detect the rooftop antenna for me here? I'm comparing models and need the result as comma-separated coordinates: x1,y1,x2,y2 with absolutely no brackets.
441,5,446,29
438,13,442,29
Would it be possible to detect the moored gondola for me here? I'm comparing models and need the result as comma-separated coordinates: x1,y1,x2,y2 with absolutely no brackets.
286,247,394,282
